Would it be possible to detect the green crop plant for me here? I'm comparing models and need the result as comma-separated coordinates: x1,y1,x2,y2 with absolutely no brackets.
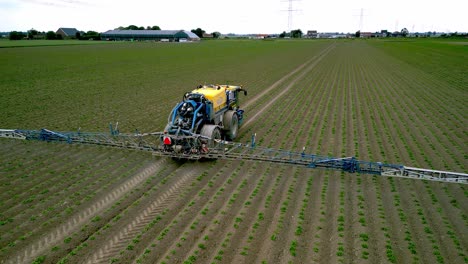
32,256,46,264
289,240,298,256
358,217,366,226
240,246,249,256
336,245,344,256
270,234,277,241
359,233,369,242
184,254,197,264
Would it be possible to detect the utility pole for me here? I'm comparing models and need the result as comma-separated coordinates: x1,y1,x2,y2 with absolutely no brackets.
282,0,301,33
359,8,364,31
352,8,367,32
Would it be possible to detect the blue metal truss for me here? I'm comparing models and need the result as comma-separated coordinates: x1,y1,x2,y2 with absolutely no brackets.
1,128,466,184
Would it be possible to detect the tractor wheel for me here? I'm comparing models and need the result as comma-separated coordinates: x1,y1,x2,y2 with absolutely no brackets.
223,110,238,140
200,125,221,148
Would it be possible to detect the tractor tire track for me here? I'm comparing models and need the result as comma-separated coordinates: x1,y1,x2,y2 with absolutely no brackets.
243,42,335,110
130,160,233,263
84,163,204,264
4,158,168,264
241,43,336,128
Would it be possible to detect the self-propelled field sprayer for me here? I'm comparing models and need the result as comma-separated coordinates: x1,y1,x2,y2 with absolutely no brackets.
161,84,247,155
0,83,466,184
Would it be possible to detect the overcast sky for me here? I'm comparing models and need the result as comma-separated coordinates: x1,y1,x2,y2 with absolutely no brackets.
0,0,467,34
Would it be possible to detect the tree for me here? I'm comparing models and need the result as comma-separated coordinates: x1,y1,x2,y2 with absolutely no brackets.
9,31,25,40
78,31,100,40
211,31,221,38
45,31,57,40
126,25,140,30
119,25,156,30
191,28,205,38
86,31,99,36
27,28,38,39
279,31,287,38
401,28,409,37
290,29,303,38
86,31,99,40
75,31,81,39
355,30,361,38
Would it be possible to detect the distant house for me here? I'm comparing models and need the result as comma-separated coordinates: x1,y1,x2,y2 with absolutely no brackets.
317,32,344,38
305,30,318,38
100,30,200,42
202,33,213,38
56,28,79,38
252,34,269,39
360,32,373,38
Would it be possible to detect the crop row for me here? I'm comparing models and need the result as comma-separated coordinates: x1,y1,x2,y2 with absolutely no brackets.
1,40,466,263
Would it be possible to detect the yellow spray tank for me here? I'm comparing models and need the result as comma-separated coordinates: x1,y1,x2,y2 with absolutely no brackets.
191,85,245,111
191,85,228,113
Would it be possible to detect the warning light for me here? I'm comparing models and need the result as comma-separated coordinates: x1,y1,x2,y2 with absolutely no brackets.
163,136,172,145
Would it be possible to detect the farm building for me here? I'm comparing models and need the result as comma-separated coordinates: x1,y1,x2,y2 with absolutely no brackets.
100,30,200,42
305,30,318,38
56,28,79,38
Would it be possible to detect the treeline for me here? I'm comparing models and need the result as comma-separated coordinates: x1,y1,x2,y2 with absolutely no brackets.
439,32,468,38
116,25,161,30
8,30,101,40
76,31,100,40
279,29,303,38
8,30,64,40
7,25,227,41
190,28,221,38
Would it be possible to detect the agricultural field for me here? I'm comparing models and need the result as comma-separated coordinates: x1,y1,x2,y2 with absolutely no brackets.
0,39,467,263
0,39,109,48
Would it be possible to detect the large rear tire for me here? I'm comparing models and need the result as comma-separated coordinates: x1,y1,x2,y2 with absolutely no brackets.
223,110,239,140
200,124,221,148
